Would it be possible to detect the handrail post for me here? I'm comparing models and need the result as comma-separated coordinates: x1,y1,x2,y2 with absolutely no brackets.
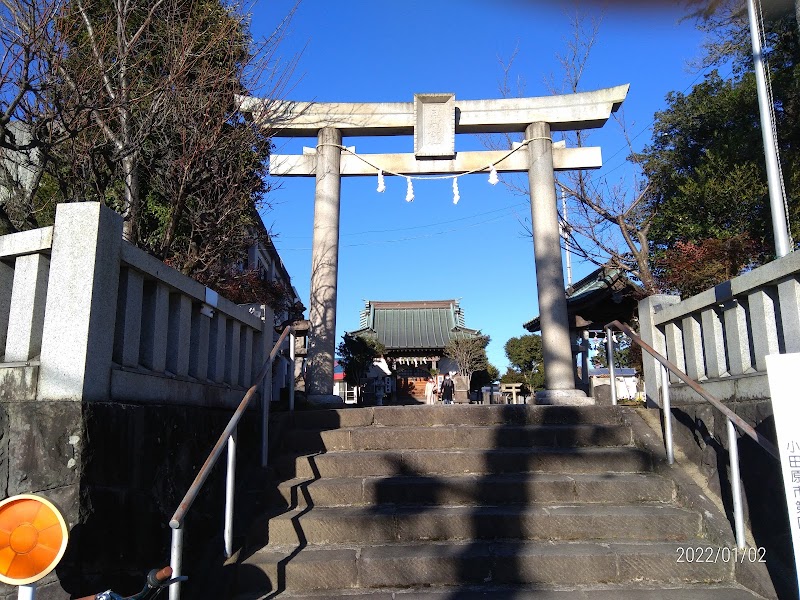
169,526,183,600
727,418,746,550
167,324,292,589
605,326,617,406
261,379,270,468
224,430,237,558
660,363,675,465
289,328,296,411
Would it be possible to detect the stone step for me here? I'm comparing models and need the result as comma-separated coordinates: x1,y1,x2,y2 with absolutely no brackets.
272,405,627,432
233,583,767,600
276,447,653,480
238,540,734,593
265,504,701,546
282,424,633,453
276,472,675,508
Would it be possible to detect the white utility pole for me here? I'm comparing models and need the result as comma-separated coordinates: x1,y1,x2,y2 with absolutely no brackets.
747,0,793,257
561,188,572,286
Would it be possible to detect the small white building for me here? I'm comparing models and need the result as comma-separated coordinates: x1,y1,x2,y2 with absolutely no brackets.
589,367,640,402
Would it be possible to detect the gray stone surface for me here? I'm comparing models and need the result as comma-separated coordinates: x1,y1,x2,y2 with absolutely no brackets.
113,267,143,368
282,446,652,480
266,504,701,547
139,280,169,371
277,472,675,510
238,404,778,598
526,121,583,395
209,313,227,383
638,294,681,408
283,424,632,453
306,127,342,396
166,292,192,376
38,202,122,402
778,276,800,352
249,585,767,600
238,85,630,137
535,389,595,406
306,394,345,408
109,367,248,407
0,261,12,355
0,225,52,259
4,252,49,361
0,365,37,401
413,93,455,158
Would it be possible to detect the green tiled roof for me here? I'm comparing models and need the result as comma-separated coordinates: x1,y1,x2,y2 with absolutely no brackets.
350,300,478,351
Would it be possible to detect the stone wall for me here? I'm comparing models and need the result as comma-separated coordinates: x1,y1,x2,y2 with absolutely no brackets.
0,399,264,599
0,203,280,598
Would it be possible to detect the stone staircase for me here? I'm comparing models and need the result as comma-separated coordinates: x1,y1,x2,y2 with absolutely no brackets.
231,404,774,599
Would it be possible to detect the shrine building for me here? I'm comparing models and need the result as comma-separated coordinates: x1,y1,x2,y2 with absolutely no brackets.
347,299,481,402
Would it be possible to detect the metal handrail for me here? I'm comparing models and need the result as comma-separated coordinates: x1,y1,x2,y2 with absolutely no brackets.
167,324,295,600
605,320,779,551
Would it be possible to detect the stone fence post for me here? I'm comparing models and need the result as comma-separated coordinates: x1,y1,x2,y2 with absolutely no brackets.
637,294,680,408
38,202,122,401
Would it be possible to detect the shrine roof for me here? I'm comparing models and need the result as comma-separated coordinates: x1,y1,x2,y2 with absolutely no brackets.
348,299,479,351
523,266,645,333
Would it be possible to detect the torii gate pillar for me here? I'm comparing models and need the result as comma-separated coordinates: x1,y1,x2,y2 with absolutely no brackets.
527,122,591,404
306,127,342,398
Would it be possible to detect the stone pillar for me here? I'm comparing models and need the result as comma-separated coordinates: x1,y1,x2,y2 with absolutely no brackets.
638,294,680,408
526,122,591,405
581,330,591,391
139,281,169,372
38,202,122,402
189,306,211,381
113,267,144,368
306,127,343,403
0,261,13,355
4,253,49,362
167,293,192,377
226,320,241,386
209,313,227,384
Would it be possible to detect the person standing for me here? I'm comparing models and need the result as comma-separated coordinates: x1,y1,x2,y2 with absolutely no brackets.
440,373,455,405
424,377,436,405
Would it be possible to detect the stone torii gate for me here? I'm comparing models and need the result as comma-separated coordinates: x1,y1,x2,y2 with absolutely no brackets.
238,85,629,405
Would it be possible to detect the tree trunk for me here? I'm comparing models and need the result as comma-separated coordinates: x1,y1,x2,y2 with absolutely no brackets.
122,153,139,243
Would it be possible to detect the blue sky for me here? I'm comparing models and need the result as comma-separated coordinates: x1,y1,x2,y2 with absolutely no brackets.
249,0,718,372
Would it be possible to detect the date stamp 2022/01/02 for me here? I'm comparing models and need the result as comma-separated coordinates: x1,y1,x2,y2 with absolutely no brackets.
677,546,767,563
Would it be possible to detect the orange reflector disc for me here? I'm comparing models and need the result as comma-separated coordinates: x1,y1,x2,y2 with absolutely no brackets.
0,495,68,585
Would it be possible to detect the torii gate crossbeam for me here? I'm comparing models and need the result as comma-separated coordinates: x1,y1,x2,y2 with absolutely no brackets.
239,85,629,406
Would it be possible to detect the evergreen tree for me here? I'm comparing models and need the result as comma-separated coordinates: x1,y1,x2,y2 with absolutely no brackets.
639,10,800,295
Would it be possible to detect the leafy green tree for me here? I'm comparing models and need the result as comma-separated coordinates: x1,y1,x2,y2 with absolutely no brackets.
639,11,800,279
337,334,385,388
504,334,545,392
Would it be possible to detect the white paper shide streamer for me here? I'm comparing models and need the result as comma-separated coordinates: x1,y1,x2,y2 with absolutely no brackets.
452,178,460,204
405,177,414,202
377,169,385,193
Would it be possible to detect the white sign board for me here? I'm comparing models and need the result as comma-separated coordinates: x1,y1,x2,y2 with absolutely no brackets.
766,352,800,593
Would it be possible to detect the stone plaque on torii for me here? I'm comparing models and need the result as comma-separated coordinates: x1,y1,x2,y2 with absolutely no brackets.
238,85,629,405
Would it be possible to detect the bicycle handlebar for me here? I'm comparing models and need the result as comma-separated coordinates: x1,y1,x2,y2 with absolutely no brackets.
147,567,173,588
75,567,178,600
